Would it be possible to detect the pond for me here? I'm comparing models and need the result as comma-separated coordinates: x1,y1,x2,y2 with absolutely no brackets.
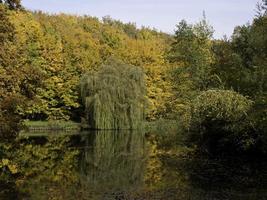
2,130,267,200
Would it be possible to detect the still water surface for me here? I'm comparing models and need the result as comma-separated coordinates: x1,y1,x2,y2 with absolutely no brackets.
6,130,267,199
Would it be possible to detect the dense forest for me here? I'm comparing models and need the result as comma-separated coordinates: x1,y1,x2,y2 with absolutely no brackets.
1,0,266,150
0,0,267,198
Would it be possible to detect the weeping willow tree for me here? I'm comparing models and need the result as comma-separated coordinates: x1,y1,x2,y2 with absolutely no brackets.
81,60,146,129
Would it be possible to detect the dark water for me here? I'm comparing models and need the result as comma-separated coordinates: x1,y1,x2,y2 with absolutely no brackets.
2,130,267,200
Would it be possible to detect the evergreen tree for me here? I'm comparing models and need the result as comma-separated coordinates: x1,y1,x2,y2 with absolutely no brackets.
169,18,214,93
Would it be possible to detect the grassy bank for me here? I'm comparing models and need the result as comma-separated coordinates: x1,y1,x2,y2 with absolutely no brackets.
23,119,179,132
22,121,81,131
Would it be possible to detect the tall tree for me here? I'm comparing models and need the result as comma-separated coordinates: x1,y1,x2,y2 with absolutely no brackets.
0,5,44,139
213,9,267,142
168,17,215,100
0,4,21,139
81,59,146,129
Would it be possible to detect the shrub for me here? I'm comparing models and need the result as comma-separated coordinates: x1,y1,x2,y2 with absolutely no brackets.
188,89,256,156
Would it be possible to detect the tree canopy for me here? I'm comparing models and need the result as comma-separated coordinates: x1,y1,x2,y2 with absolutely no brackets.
0,0,21,9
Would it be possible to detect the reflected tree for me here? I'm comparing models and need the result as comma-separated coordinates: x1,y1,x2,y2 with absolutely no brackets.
78,130,147,193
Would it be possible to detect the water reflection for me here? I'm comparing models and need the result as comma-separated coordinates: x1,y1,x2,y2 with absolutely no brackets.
77,130,147,193
1,130,267,199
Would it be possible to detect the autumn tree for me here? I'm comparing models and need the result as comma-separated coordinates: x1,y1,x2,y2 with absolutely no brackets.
0,5,44,138
0,4,21,139
0,8,194,122
0,0,21,10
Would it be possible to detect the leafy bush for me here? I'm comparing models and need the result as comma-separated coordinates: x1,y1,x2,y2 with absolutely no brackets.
188,90,257,156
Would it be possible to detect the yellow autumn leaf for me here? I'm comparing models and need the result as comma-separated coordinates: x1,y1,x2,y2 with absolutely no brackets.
8,164,18,174
2,159,9,166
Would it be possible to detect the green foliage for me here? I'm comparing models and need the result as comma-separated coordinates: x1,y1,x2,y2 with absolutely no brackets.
167,18,217,123
81,60,146,129
230,23,266,100
212,14,267,155
188,90,256,155
168,17,215,93
166,18,219,132
192,90,252,124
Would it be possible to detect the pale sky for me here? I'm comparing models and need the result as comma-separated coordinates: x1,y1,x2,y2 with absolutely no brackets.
21,0,260,39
